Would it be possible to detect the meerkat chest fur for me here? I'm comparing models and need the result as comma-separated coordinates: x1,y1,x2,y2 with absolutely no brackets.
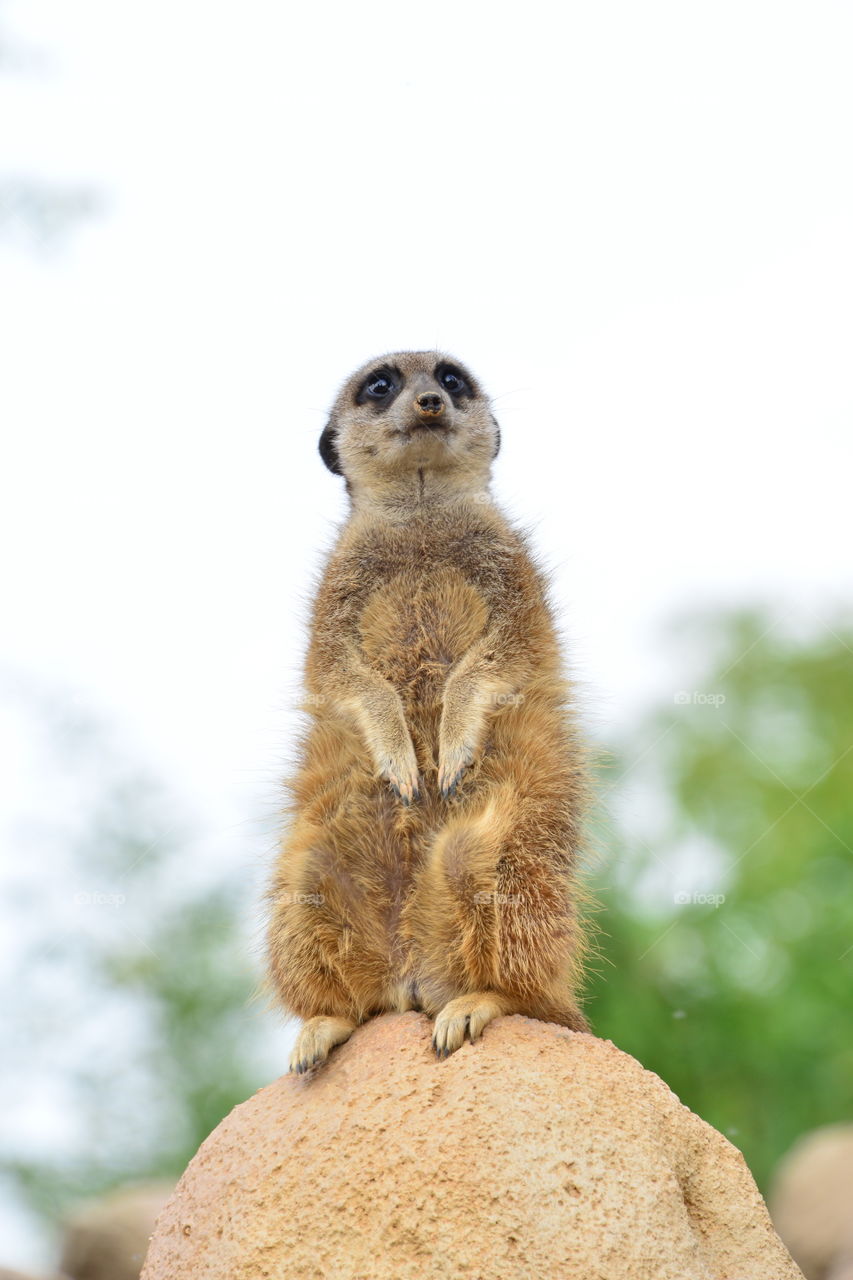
358,558,489,697
313,504,536,718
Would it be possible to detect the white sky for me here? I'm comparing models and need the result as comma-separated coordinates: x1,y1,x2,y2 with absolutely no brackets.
1,0,852,1267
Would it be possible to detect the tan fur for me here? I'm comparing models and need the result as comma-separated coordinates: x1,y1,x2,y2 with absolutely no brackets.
267,351,590,1072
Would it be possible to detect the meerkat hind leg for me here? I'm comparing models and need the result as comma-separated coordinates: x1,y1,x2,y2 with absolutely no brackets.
432,991,511,1059
289,1015,357,1075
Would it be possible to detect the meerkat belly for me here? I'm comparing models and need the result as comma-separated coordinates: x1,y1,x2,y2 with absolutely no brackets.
357,565,489,701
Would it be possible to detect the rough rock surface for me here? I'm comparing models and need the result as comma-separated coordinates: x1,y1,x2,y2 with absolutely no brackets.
142,1013,802,1280
769,1124,853,1280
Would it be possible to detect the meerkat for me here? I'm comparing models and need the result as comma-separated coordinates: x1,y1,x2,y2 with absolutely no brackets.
268,351,590,1073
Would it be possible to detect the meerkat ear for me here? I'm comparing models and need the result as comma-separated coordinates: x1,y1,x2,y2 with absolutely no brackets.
491,415,501,459
318,418,343,475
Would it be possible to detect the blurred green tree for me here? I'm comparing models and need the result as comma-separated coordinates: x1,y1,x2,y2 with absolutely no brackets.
586,609,853,1189
0,682,270,1235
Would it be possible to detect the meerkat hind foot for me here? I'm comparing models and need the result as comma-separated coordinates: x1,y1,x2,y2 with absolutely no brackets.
432,992,509,1059
289,1015,357,1075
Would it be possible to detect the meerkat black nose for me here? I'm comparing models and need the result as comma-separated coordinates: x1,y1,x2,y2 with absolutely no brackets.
415,393,444,417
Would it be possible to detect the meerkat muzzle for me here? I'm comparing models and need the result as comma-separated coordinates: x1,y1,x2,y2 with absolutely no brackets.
414,392,445,421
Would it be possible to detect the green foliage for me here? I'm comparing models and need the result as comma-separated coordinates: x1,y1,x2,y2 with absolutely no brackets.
1,689,269,1228
585,610,853,1189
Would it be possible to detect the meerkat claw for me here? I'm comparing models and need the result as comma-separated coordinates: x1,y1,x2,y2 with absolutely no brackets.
440,771,465,800
433,995,507,1059
388,771,420,805
438,746,475,799
289,1015,357,1075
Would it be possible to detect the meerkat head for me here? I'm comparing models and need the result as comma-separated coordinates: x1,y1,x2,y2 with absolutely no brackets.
318,351,501,502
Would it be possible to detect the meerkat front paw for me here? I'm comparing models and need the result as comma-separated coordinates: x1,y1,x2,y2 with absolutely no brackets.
438,742,476,798
381,753,421,805
432,992,507,1058
289,1015,357,1074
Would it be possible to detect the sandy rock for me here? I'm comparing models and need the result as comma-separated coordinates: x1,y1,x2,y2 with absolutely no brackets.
769,1124,853,1280
142,1013,801,1280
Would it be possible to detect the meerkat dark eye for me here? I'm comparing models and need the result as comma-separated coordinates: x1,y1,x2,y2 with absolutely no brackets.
356,367,401,407
435,364,470,398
